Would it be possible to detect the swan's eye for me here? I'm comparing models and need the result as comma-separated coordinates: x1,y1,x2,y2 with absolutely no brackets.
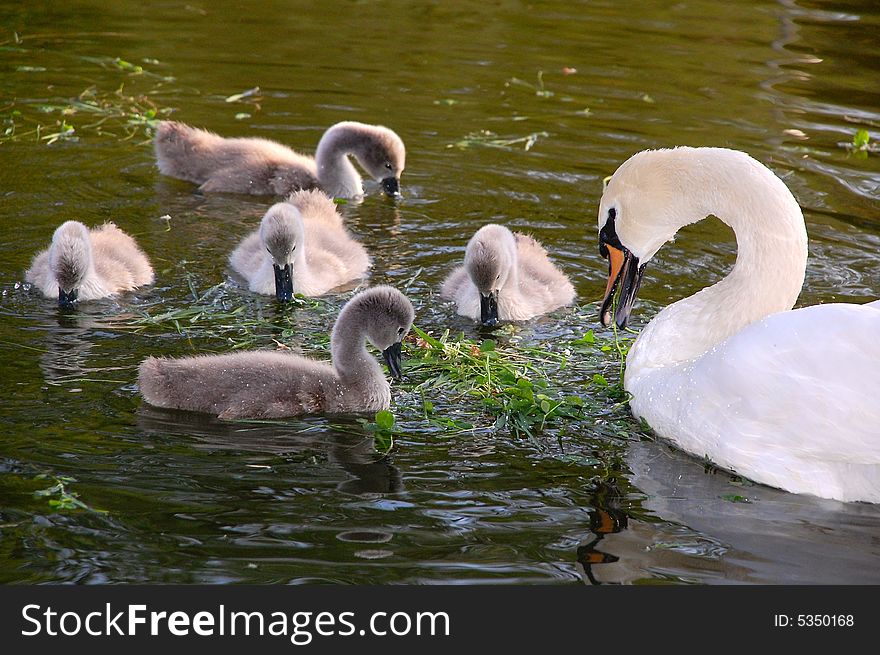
608,207,616,221
292,245,296,251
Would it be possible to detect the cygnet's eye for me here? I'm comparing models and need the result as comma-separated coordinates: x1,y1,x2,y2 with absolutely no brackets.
397,327,404,336
292,244,296,251
384,161,392,170
266,247,271,254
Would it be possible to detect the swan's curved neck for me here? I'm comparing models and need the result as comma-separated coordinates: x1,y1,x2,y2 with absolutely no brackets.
314,127,364,198
627,156,808,376
330,303,382,384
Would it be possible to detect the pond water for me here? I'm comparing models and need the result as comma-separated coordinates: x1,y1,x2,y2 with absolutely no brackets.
1,0,879,584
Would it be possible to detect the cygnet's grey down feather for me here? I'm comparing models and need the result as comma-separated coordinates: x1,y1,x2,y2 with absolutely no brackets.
441,224,574,324
153,120,405,199
26,221,154,305
138,286,414,419
229,189,370,298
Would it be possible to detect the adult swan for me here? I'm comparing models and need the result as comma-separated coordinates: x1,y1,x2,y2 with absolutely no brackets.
597,147,880,503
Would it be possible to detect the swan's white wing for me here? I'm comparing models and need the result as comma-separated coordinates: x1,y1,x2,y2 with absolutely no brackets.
629,302,880,501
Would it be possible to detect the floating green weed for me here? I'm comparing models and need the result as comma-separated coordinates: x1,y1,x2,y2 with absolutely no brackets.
122,291,322,350
33,475,107,513
839,128,878,158
1,50,177,145
450,129,549,151
401,325,635,442
507,70,553,98
358,409,398,454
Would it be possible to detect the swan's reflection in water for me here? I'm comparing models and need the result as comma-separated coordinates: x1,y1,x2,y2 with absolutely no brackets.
576,482,628,585
136,405,403,495
577,440,880,584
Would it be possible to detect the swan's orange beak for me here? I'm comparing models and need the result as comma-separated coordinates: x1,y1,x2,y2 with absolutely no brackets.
599,243,645,329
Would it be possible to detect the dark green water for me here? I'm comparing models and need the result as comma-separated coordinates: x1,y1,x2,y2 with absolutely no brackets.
1,0,879,584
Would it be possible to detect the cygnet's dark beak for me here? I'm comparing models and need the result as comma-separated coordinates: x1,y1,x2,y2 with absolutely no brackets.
381,176,401,198
273,263,294,302
382,341,403,380
58,287,78,310
480,291,499,327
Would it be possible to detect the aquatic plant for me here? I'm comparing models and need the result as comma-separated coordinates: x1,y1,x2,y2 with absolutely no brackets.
33,475,107,513
506,70,554,98
400,325,634,442
1,50,177,145
449,129,549,151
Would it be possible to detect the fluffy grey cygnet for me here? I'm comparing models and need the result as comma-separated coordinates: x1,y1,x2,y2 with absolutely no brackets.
138,286,415,419
26,221,154,308
441,224,574,326
154,120,405,199
229,190,370,301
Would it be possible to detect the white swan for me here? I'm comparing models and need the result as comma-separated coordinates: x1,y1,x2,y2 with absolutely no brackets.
597,146,880,503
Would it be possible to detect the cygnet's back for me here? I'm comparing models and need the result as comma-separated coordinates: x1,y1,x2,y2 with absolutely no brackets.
153,120,405,199
138,286,415,419
441,224,574,324
26,221,154,306
229,190,370,299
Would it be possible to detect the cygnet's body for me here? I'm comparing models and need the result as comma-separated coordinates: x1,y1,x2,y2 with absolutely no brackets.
154,120,405,199
26,221,154,307
229,190,370,301
138,286,414,419
441,224,575,326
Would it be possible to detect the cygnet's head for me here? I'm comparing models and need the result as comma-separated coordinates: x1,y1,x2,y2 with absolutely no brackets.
597,147,747,329
259,203,304,302
342,286,415,380
464,224,517,327
336,122,406,198
49,221,93,308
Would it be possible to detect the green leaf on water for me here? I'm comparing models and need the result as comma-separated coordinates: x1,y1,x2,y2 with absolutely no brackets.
572,330,595,346
375,409,395,431
720,494,752,504
853,129,870,149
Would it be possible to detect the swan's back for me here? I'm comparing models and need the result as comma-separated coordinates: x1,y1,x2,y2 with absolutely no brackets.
293,190,370,291
514,232,575,311
628,302,880,502
154,121,318,194
90,223,154,289
139,351,342,419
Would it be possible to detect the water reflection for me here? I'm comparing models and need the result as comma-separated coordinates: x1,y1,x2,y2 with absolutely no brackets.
136,407,403,495
624,440,880,584
575,481,628,585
